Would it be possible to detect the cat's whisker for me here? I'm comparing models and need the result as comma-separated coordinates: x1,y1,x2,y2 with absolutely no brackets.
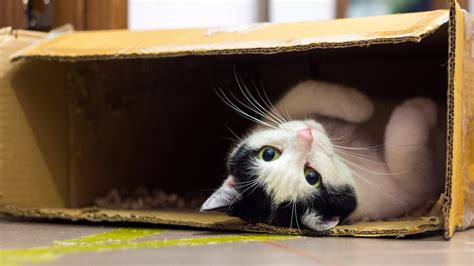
329,131,352,142
251,88,282,125
335,149,389,166
232,181,258,188
333,147,378,160
219,136,240,143
338,157,413,176
214,86,278,129
350,171,409,205
232,180,260,190
216,88,266,127
283,107,293,123
245,182,264,200
233,72,282,127
241,79,286,125
253,80,289,124
336,148,410,168
228,87,282,128
227,179,264,212
294,201,302,234
223,124,242,142
289,201,294,231
332,143,385,151
226,182,259,212
236,179,259,184
216,91,263,126
228,88,280,127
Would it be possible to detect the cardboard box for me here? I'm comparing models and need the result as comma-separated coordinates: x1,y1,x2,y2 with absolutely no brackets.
0,1,472,239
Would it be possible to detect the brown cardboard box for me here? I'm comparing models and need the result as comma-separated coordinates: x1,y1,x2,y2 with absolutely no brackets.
0,1,472,239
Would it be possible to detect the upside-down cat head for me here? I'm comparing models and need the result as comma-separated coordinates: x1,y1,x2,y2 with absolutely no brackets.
201,120,357,231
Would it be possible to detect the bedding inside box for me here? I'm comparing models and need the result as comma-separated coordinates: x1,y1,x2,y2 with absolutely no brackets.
7,24,449,224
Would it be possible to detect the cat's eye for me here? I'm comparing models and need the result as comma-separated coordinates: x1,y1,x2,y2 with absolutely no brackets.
305,167,322,187
258,146,281,162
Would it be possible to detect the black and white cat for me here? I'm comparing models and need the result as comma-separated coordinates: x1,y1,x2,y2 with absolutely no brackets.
201,80,445,231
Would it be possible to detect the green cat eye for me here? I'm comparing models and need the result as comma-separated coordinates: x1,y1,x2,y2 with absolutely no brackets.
258,146,281,162
305,167,322,187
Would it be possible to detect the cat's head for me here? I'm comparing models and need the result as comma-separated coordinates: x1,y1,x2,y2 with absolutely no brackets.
201,119,357,231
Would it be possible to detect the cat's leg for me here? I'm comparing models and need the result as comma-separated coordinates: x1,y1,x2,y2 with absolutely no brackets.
384,98,437,195
275,80,374,123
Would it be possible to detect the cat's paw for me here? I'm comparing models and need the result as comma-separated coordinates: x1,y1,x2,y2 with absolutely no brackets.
399,98,438,129
340,87,374,123
286,80,374,123
301,211,340,231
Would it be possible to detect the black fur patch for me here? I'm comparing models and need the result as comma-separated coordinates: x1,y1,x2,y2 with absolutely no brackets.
226,144,357,229
228,144,258,183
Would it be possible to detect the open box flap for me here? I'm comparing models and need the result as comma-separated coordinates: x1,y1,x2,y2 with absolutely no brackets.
10,10,448,61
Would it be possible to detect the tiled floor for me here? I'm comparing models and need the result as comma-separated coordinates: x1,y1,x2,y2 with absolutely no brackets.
0,218,473,266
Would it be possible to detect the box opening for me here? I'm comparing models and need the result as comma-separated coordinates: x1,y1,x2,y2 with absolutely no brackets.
2,22,451,236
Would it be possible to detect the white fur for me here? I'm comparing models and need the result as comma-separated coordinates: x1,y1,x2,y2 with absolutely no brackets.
301,210,340,231
207,80,444,230
245,120,355,206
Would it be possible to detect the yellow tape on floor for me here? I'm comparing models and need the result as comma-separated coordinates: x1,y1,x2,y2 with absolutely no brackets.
0,228,298,266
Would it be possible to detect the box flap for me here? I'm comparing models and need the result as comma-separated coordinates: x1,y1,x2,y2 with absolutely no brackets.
1,207,442,237
11,10,448,61
0,28,70,208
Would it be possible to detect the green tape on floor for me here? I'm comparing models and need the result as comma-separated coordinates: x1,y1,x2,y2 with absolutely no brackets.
59,228,166,244
0,227,298,266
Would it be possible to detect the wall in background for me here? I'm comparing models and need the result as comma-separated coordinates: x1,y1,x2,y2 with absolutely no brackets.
128,0,337,30
269,0,335,22
128,0,267,30
0,0,127,31
1,0,471,31
0,0,27,29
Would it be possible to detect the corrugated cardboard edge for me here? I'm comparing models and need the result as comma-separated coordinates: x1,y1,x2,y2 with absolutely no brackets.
10,35,443,62
443,0,465,239
9,12,449,62
8,24,74,61
0,206,442,238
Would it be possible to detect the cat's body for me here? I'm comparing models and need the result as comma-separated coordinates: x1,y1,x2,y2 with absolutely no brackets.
202,80,445,231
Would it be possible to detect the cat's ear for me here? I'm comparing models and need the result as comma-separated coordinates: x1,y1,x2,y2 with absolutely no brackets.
301,213,340,231
200,176,241,212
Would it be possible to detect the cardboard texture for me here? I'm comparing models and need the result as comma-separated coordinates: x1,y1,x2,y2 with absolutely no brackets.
0,1,472,238
11,10,448,60
444,2,474,238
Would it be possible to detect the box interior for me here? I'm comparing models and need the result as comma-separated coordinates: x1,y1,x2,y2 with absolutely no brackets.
3,23,449,232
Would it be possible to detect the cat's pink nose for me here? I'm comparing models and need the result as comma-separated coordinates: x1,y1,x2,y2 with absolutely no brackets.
297,128,313,142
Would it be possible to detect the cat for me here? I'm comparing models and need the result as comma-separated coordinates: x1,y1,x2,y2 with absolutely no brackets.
201,80,445,231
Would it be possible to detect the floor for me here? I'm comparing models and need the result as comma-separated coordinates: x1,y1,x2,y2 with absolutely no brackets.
0,218,473,266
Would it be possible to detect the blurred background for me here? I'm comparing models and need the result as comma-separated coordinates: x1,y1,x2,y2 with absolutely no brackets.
0,0,472,31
